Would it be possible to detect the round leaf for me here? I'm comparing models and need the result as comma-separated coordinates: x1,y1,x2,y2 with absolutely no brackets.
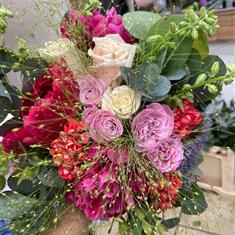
123,11,161,40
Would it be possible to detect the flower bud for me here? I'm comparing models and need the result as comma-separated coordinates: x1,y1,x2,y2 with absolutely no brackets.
188,9,199,22
0,6,13,17
170,22,177,32
200,7,207,17
207,84,218,94
146,35,162,43
211,61,220,76
195,73,207,85
191,29,198,40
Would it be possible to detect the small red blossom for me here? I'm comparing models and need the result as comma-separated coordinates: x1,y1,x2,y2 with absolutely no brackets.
58,166,75,181
174,100,203,139
150,172,182,211
50,119,91,180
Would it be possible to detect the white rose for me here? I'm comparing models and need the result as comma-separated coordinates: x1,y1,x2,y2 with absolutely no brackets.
102,85,141,119
88,34,136,87
40,38,84,73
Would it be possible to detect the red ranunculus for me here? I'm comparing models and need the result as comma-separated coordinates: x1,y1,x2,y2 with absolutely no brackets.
174,100,203,139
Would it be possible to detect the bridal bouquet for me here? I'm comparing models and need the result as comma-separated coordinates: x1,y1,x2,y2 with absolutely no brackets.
0,1,234,234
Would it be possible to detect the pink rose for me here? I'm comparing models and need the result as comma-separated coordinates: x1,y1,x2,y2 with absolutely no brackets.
84,107,123,142
147,137,184,173
131,103,174,152
77,75,106,105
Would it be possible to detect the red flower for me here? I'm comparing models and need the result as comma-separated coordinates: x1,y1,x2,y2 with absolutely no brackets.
58,166,75,181
20,75,53,116
2,62,80,153
50,119,91,180
150,172,182,211
174,100,203,139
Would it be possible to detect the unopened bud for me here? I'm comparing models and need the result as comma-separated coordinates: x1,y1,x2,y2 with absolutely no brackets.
0,6,13,17
170,22,177,32
191,29,198,40
207,84,218,94
195,73,207,85
211,61,220,76
188,9,199,22
200,7,207,17
146,35,162,44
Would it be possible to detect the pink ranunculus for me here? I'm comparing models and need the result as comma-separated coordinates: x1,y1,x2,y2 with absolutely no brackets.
84,107,123,142
131,103,174,153
80,7,134,44
77,75,106,105
147,137,184,173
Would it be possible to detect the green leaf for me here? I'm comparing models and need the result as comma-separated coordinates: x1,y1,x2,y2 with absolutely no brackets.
119,221,130,235
0,47,17,76
142,220,153,235
181,185,208,215
148,14,185,37
0,175,6,191
0,191,37,221
7,175,37,196
136,207,146,221
121,62,171,101
187,49,202,76
167,67,187,81
192,31,209,59
157,224,166,235
123,11,161,40
0,95,12,122
37,167,65,188
161,217,180,229
162,37,193,76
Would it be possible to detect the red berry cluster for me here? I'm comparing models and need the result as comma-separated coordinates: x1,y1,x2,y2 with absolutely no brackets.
50,118,90,181
174,100,203,139
150,172,182,211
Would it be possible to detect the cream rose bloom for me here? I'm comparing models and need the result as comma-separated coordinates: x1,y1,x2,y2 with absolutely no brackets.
102,85,141,119
88,34,136,87
40,38,84,73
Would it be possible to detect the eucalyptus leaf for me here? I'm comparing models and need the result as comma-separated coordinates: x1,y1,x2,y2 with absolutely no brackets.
162,37,192,76
123,11,161,40
37,167,65,188
0,191,37,221
167,67,187,81
161,217,180,229
121,62,171,101
119,221,130,235
181,185,208,215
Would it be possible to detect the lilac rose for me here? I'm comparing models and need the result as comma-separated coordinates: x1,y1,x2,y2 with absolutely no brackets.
131,103,174,152
84,106,123,142
147,137,184,173
77,75,106,105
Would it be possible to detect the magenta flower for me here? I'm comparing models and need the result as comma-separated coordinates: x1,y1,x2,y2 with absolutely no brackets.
80,7,134,44
147,137,184,173
84,107,123,142
77,75,106,105
131,103,174,153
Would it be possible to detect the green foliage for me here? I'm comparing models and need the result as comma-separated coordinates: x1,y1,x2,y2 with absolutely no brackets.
0,191,37,221
37,167,65,188
181,184,208,215
161,217,180,229
205,98,235,151
123,11,161,40
0,175,6,191
121,62,171,101
0,4,13,34
162,37,192,76
192,31,209,59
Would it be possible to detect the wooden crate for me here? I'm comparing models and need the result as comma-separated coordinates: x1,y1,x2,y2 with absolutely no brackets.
198,146,235,198
209,8,235,41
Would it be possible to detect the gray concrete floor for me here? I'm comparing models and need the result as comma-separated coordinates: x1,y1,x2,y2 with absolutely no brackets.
166,192,235,235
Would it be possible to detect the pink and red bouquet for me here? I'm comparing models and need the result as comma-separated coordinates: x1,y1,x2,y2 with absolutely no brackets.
0,1,234,235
